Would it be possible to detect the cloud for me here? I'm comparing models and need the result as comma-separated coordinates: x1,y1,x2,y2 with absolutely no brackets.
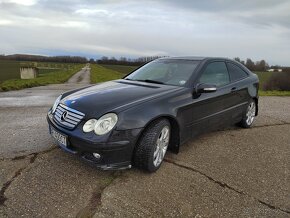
75,9,112,17
0,19,13,26
0,0,37,6
0,0,289,65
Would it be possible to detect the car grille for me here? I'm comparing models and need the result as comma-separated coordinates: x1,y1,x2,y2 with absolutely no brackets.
53,104,85,129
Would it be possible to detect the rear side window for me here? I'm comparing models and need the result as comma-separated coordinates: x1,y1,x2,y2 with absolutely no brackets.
199,62,230,87
227,63,248,82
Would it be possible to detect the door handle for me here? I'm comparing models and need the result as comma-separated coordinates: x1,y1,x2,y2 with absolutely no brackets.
231,87,237,92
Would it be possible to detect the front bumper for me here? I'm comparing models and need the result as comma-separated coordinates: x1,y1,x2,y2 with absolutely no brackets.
47,112,143,170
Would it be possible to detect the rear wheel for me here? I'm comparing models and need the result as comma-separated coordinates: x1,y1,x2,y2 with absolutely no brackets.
239,99,256,128
133,119,170,172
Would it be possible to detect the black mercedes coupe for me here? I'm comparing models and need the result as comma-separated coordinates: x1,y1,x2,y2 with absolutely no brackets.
47,57,259,172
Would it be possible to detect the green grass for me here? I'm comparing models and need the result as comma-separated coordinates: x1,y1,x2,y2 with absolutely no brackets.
91,67,290,96
90,64,123,83
0,60,76,83
100,64,139,75
0,64,83,91
20,61,74,69
253,71,273,88
0,60,21,82
38,68,60,75
2,61,289,96
254,71,290,96
259,90,290,96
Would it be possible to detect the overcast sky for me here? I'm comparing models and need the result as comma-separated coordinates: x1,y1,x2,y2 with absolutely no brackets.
0,0,290,65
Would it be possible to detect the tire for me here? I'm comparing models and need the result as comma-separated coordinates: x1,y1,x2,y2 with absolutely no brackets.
238,99,256,128
133,119,170,172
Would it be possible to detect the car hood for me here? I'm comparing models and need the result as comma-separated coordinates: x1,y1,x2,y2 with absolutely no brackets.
61,79,181,118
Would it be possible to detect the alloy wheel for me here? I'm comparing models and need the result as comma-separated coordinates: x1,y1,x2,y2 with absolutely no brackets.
246,102,256,125
153,126,170,167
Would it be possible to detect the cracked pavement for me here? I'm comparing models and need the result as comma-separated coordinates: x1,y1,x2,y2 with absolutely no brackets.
0,71,290,218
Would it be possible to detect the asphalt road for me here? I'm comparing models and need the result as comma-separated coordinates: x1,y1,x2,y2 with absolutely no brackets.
0,71,289,217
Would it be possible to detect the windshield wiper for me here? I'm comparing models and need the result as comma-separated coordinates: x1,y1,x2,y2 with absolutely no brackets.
124,78,164,84
136,79,164,84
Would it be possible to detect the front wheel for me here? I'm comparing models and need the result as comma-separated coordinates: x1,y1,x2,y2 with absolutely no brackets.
133,119,170,172
239,99,256,128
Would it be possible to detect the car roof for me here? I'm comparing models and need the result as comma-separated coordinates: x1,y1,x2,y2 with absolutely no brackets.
158,56,231,61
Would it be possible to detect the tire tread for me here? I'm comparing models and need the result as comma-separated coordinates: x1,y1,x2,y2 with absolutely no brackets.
133,119,170,172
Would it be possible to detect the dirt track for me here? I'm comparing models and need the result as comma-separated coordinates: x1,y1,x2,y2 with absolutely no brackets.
66,65,90,84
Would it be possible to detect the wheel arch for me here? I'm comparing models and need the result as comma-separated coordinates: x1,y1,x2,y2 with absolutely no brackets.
135,115,181,154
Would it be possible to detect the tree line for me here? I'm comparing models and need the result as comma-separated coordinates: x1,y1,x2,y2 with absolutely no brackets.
95,56,166,66
233,57,290,72
0,54,87,63
0,54,163,65
97,56,288,72
1,54,289,72
233,57,270,71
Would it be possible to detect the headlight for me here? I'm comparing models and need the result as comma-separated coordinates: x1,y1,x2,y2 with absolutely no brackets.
94,113,118,135
83,119,97,133
83,113,118,135
52,95,62,113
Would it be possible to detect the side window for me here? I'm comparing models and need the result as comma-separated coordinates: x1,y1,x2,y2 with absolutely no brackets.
199,62,230,87
227,63,248,82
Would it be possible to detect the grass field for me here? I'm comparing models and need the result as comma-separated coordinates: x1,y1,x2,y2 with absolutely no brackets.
100,64,138,75
253,71,273,88
99,66,275,89
0,64,83,91
254,71,290,96
90,64,123,83
258,90,290,96
0,60,21,82
95,66,290,96
0,60,76,82
38,68,60,75
1,60,289,96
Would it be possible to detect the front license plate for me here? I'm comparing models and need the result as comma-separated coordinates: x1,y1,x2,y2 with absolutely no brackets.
50,127,67,147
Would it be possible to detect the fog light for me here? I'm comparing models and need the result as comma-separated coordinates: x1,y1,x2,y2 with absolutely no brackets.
93,153,101,159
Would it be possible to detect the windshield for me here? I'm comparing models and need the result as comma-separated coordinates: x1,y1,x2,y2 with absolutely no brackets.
125,60,200,86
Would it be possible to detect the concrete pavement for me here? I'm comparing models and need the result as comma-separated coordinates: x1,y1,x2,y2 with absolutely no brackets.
93,123,289,217
0,67,91,158
0,70,289,218
92,98,290,217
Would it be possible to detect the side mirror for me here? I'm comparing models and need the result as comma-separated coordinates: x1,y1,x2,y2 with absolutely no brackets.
196,83,217,93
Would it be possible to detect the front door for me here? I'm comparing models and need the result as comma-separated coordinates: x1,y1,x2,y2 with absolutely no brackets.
191,61,232,133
